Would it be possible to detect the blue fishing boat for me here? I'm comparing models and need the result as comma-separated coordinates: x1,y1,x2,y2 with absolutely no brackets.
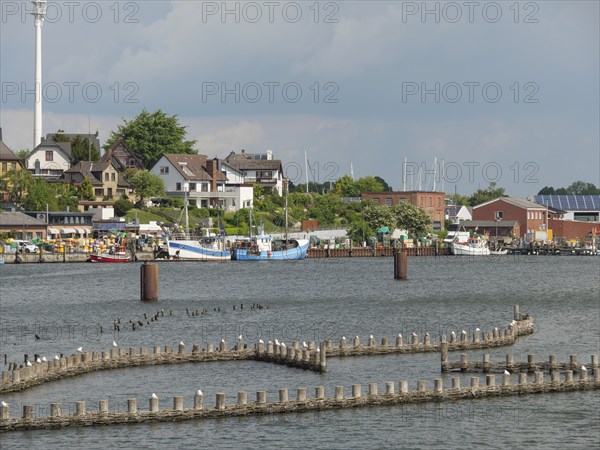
232,235,309,260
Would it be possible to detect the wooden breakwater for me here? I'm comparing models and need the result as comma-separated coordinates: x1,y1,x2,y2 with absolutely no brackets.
0,340,326,394
442,352,599,374
0,252,155,264
307,247,449,258
325,306,534,358
1,370,598,432
0,306,531,393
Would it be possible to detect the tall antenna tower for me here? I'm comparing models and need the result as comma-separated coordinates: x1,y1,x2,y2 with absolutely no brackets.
32,0,47,150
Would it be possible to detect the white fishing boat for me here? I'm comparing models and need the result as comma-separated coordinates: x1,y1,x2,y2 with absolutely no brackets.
163,184,231,261
451,237,491,256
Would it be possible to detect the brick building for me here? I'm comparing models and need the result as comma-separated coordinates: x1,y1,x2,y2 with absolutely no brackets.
472,197,548,239
361,191,445,230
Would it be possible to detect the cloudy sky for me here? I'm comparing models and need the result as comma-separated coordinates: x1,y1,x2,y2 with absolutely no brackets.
1,1,598,195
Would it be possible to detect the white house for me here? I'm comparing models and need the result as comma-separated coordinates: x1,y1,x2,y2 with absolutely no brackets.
28,137,71,178
445,205,472,223
150,154,253,211
224,150,284,195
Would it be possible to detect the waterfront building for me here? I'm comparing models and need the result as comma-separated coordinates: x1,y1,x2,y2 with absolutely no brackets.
361,191,446,230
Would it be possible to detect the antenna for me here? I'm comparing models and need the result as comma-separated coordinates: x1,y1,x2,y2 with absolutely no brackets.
350,161,355,181
433,157,437,192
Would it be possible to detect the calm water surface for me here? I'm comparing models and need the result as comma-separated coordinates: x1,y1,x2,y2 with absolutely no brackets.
0,256,598,448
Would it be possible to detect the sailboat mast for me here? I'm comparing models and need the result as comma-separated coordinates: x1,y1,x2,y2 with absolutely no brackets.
284,179,289,241
184,183,189,236
304,149,309,193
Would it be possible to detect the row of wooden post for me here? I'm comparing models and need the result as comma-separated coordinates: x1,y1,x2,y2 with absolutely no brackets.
2,368,598,423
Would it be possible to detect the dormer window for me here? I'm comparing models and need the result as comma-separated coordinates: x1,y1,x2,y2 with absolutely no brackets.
128,158,136,168
45,151,53,161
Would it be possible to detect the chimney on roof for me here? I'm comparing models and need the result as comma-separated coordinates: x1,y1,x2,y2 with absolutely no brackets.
0,127,3,141
206,157,219,192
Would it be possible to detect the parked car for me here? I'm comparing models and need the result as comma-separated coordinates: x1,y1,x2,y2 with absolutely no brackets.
13,240,39,253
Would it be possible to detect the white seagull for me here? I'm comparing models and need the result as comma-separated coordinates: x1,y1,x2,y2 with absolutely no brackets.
461,330,467,335
581,365,587,372
398,334,402,338
268,340,272,345
113,341,118,347
451,331,456,337
316,348,320,352
77,347,83,353
41,357,47,362
179,341,184,346
412,332,417,337
54,355,59,360
369,335,374,339
302,341,308,348
355,336,359,340
238,335,243,340
151,393,158,399
36,357,41,363
504,370,510,375
221,339,225,343
281,342,286,347
341,336,346,340
26,361,32,367
275,339,279,345
196,389,203,396
258,339,264,344
1,401,8,407
475,328,480,332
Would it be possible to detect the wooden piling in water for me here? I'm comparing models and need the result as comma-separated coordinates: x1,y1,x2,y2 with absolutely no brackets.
140,262,158,302
394,251,407,279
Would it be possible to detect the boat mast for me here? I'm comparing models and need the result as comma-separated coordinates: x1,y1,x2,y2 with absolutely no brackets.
184,182,189,237
284,179,289,241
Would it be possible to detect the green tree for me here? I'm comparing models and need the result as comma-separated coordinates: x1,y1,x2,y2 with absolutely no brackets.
54,183,79,211
70,135,100,164
23,178,58,211
114,199,134,216
52,133,100,164
104,109,197,168
309,193,343,224
0,169,33,204
448,193,470,206
128,170,165,205
334,175,359,197
355,176,385,194
362,201,396,230
78,177,95,200
347,219,376,245
374,176,393,191
565,181,600,195
537,186,556,195
16,149,30,167
390,202,431,237
469,182,506,206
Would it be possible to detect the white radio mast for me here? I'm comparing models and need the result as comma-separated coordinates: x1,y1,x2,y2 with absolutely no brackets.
32,0,47,150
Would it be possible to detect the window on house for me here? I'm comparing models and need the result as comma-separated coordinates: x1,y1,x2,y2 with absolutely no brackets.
176,182,182,191
1,162,6,172
201,183,208,192
128,158,136,168
495,211,503,220
45,151,53,161
373,198,380,204
189,183,196,191
107,188,113,197
105,173,109,181
160,166,169,174
94,188,103,196
385,198,392,206
111,173,115,181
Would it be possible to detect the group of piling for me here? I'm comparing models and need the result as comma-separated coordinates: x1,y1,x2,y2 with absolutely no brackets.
442,352,599,374
1,368,598,432
1,339,326,394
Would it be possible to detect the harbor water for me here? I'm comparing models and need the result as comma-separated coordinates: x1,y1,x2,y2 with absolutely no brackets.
0,256,598,448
